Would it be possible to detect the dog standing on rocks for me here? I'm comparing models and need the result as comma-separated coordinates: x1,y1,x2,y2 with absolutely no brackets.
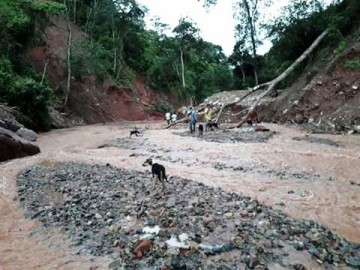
129,129,140,137
142,158,170,192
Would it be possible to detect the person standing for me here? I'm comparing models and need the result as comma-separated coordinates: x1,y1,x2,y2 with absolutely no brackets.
165,111,171,125
204,104,212,124
171,112,177,123
190,107,197,133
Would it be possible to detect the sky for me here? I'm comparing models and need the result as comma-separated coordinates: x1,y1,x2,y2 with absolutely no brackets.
136,0,332,56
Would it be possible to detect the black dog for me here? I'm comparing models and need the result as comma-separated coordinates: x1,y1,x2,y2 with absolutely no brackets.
198,124,204,135
129,130,140,137
205,122,219,131
142,158,169,191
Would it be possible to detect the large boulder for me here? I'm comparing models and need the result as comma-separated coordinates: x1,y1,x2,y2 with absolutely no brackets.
0,127,40,162
16,127,37,142
0,118,22,132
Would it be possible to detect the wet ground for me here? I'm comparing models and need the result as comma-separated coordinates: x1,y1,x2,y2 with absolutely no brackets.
1,121,359,269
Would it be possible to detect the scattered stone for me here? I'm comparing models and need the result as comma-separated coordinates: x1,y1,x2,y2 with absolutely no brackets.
293,264,306,270
347,258,360,267
292,135,340,147
16,162,360,269
134,239,153,258
172,128,275,143
240,210,248,217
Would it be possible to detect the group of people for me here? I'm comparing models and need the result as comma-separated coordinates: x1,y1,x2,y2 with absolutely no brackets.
165,111,177,125
187,103,213,133
165,104,214,134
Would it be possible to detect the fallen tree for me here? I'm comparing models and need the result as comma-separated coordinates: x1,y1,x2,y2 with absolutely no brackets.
232,29,329,128
165,30,328,129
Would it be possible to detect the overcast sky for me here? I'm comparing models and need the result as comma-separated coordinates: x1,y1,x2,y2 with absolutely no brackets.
137,0,332,56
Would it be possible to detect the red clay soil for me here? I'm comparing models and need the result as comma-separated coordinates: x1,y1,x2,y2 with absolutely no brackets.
212,42,360,131
27,17,178,124
270,44,360,129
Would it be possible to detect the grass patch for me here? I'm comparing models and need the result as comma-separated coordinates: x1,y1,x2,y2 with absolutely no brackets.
344,60,360,71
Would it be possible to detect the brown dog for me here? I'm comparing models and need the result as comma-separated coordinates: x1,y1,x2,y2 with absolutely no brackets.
246,111,259,126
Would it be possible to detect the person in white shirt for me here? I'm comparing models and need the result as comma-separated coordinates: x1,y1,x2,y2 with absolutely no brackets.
171,113,177,123
165,112,171,125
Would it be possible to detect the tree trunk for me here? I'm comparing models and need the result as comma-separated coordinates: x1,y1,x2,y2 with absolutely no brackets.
240,60,246,85
243,0,258,85
73,0,77,23
64,5,72,107
180,48,186,89
189,96,194,107
40,60,49,85
85,7,92,36
112,16,117,74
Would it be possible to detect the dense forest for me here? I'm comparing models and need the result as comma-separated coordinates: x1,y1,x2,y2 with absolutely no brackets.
0,0,359,130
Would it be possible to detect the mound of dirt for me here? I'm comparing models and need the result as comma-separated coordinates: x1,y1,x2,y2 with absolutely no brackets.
202,42,359,134
173,127,274,144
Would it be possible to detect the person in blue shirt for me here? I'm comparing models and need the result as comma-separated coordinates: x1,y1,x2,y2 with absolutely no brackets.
189,107,197,133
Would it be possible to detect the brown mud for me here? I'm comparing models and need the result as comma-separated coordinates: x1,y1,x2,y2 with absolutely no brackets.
1,122,359,269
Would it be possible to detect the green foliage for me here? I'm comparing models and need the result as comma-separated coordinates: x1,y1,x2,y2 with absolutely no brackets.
71,40,112,82
0,58,13,89
230,0,360,90
335,40,346,55
344,60,360,71
149,103,174,114
0,0,57,130
33,1,65,15
0,58,53,130
10,77,53,130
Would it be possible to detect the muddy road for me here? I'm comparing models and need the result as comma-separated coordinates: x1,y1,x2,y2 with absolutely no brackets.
0,122,359,269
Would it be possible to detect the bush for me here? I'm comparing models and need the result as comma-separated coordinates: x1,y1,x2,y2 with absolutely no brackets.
6,77,53,131
149,103,174,114
344,60,360,70
70,40,112,82
335,40,346,55
0,58,13,91
0,58,53,131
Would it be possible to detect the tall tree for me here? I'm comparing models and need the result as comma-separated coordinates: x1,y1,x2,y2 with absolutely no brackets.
63,0,72,107
233,0,272,86
173,17,200,104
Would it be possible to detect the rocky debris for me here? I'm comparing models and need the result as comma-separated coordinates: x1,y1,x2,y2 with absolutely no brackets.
213,161,326,182
17,162,360,269
48,107,85,129
173,127,275,143
16,127,37,142
0,104,34,129
292,135,340,147
0,104,40,161
200,90,273,113
0,127,40,162
0,118,22,132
